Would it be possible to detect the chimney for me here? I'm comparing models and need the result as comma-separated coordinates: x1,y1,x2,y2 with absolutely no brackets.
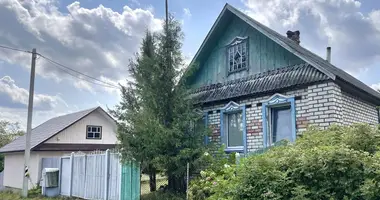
326,47,331,63
286,30,300,44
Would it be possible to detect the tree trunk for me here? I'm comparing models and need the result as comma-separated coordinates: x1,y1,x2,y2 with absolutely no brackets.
149,167,157,192
167,174,186,193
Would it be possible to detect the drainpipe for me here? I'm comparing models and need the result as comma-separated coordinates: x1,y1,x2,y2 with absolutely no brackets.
326,47,331,63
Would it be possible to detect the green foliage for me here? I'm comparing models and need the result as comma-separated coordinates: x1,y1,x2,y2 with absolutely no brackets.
190,124,380,200
141,191,185,200
111,15,209,192
0,190,80,199
188,146,237,200
27,185,42,198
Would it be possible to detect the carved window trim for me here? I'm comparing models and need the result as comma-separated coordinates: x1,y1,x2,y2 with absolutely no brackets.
226,36,249,75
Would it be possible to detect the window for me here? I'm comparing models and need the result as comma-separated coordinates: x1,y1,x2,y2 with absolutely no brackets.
86,125,102,139
226,112,243,147
269,106,292,145
262,94,296,147
227,37,248,74
220,101,246,153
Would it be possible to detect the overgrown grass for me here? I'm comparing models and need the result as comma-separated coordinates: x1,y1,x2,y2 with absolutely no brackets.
141,191,185,200
0,191,80,200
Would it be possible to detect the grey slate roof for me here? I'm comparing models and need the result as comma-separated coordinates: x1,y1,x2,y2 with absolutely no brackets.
0,107,99,153
187,4,380,103
191,63,329,103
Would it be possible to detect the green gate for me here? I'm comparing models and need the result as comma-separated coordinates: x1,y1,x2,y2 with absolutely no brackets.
120,161,140,200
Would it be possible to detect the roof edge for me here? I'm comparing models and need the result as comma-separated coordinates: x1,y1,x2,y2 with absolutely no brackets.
31,107,104,151
224,4,336,80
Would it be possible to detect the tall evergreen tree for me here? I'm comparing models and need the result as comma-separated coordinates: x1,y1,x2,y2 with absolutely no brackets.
112,16,207,193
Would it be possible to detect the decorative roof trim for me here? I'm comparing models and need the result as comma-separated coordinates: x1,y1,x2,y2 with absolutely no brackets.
222,101,241,112
266,93,294,105
226,36,248,46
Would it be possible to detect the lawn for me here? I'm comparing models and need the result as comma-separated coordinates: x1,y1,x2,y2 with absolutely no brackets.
140,174,168,195
0,191,80,200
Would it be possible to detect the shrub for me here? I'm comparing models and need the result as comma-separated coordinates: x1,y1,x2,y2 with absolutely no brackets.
191,124,380,200
188,147,237,200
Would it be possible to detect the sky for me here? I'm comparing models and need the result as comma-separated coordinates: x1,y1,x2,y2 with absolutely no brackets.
1,0,380,129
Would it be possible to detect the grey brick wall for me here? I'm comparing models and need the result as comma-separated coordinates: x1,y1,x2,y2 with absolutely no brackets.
201,80,379,153
341,91,378,125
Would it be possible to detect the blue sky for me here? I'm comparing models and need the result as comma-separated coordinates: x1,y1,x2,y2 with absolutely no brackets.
0,0,380,128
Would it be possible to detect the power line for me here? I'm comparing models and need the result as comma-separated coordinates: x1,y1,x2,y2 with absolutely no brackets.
0,44,32,54
38,53,120,89
43,58,120,89
0,44,120,89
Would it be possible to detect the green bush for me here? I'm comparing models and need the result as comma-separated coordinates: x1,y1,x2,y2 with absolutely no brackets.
188,146,237,200
190,124,380,200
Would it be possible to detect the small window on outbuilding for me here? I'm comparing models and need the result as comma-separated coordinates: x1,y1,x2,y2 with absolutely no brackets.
227,37,248,74
86,125,102,139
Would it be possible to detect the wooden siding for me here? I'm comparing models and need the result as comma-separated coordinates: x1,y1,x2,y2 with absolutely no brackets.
191,16,303,88
45,110,117,145
3,151,70,189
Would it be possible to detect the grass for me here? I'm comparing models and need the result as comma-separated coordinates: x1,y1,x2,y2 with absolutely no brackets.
141,191,185,200
141,174,168,195
0,191,80,200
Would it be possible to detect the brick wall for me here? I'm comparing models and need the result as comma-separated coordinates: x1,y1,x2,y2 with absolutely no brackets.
201,81,379,153
304,82,343,129
341,91,378,125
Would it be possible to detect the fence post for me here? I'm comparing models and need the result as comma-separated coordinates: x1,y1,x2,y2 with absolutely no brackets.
104,149,110,200
186,162,190,200
236,152,240,165
69,152,74,197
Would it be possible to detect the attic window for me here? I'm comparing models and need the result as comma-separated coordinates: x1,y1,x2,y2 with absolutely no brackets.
227,37,248,74
86,125,102,139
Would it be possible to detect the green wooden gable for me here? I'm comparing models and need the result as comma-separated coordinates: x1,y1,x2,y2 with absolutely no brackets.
187,6,303,88
185,3,380,105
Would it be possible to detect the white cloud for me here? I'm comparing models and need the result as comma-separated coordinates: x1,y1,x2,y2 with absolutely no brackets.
0,0,162,92
183,8,191,18
73,80,96,94
0,75,74,129
242,0,380,76
0,75,67,110
371,83,380,91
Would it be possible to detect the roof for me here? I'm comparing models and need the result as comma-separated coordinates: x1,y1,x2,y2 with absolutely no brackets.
191,63,329,103
186,3,380,103
0,107,112,153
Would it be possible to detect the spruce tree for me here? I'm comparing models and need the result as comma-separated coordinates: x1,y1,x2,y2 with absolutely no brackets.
112,16,207,193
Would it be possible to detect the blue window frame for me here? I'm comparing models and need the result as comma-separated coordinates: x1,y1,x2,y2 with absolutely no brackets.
220,101,247,154
203,114,209,144
262,94,296,148
193,109,209,144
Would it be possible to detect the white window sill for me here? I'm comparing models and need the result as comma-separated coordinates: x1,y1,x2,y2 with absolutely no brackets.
225,147,244,153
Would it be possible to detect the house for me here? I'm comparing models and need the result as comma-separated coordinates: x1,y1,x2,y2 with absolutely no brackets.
0,107,117,190
186,4,380,155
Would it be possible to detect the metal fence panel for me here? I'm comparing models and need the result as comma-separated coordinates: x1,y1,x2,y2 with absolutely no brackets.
120,161,140,200
108,153,121,200
85,154,105,199
60,157,71,196
72,156,86,198
58,150,139,200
